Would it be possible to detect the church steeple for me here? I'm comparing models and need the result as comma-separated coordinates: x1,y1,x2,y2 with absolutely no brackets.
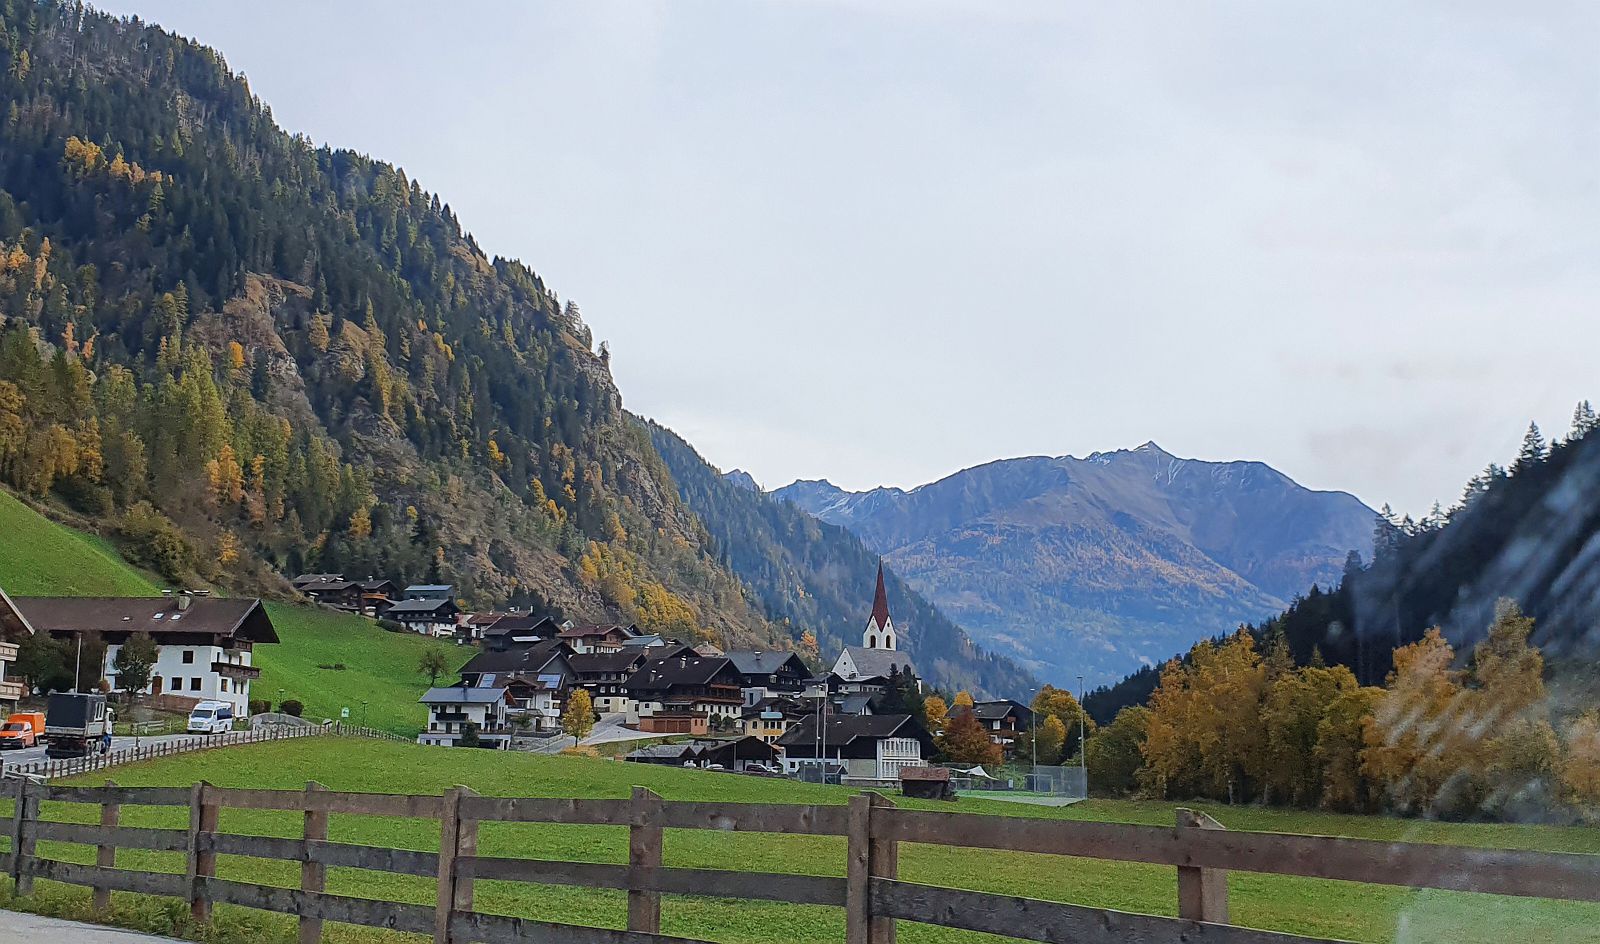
864,560,896,650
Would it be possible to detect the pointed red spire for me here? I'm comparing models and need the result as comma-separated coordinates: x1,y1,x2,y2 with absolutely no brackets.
870,560,891,628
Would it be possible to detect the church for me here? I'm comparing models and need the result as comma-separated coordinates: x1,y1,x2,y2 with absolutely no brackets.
829,562,920,693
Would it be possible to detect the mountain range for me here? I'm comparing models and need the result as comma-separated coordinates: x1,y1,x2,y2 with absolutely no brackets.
771,443,1375,682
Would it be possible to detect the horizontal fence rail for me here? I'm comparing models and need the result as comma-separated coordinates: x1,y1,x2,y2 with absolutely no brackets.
0,723,326,781
3,779,1597,944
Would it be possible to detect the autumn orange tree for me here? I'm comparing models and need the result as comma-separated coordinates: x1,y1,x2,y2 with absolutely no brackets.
1141,628,1266,802
1031,684,1094,760
938,706,1002,767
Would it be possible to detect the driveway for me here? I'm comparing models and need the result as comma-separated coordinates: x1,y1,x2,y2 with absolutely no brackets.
0,911,186,943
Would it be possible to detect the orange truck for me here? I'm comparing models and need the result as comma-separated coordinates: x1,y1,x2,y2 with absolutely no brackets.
0,711,46,749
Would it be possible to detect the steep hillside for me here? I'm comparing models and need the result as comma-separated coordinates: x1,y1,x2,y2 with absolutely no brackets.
0,488,159,596
774,443,1373,682
645,419,1033,696
0,1,789,651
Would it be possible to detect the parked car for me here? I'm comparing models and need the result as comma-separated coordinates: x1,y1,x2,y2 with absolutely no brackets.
187,701,235,735
0,712,45,749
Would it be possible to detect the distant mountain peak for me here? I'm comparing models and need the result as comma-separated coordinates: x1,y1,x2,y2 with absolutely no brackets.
723,469,760,492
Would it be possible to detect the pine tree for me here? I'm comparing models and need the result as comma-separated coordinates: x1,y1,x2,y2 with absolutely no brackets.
1515,421,1548,472
1573,400,1599,440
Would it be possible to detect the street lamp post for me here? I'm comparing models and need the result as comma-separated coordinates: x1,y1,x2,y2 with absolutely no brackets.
1077,675,1087,792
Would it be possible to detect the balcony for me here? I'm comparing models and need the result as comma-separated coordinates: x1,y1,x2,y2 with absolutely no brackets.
0,680,24,701
212,661,262,680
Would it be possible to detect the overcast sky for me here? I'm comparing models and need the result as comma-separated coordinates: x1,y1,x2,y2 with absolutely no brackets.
99,1,1599,514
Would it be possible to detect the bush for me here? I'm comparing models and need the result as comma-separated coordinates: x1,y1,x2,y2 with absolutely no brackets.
378,619,407,634
278,699,303,717
117,501,197,582
55,475,113,516
248,699,270,716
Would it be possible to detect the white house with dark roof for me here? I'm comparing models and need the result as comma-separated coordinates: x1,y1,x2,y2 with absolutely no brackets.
417,686,510,748
16,592,277,716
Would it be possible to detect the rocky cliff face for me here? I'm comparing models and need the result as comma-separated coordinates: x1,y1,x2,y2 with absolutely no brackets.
774,443,1373,682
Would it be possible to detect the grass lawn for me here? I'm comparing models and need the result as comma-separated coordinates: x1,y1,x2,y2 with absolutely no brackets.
0,489,161,597
255,605,443,736
0,737,1594,944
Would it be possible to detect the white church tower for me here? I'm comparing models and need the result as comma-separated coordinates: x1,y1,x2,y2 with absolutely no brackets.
863,560,896,650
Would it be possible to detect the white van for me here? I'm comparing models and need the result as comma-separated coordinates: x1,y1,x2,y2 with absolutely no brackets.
187,701,235,735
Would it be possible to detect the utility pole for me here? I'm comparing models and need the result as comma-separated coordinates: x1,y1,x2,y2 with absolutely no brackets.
1077,675,1087,791
73,632,83,693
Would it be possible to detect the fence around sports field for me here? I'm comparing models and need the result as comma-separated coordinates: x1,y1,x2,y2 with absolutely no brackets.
1,778,1596,944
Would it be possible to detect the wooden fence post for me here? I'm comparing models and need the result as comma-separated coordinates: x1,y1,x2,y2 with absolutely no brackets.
187,780,219,924
434,786,465,944
628,786,663,935
847,792,897,944
454,786,479,922
299,781,328,944
11,779,37,895
94,779,120,912
1176,808,1228,924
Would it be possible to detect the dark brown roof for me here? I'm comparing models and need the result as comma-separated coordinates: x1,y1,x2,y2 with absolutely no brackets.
777,713,926,748
302,579,357,593
16,596,278,644
0,587,34,640
625,656,740,693
558,623,633,638
568,650,648,675
459,639,571,677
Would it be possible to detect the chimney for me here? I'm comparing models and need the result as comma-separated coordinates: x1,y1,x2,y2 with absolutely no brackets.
177,591,193,612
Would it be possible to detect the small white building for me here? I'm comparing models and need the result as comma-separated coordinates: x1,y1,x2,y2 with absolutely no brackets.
17,593,276,718
417,686,510,748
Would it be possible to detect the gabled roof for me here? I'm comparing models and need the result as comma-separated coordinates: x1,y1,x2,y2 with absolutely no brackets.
776,712,925,748
558,623,634,639
17,596,278,643
459,639,570,677
971,700,1032,722
420,686,506,705
483,614,559,638
359,579,398,592
743,695,810,719
625,656,740,692
302,579,357,593
386,598,458,616
405,584,454,593
834,647,917,681
292,573,343,586
723,650,809,676
620,634,666,647
0,586,35,640
869,560,892,629
568,650,648,675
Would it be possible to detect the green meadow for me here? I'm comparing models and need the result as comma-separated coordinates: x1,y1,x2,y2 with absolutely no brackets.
0,737,1593,944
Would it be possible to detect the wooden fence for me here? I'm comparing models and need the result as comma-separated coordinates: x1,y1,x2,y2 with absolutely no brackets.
0,722,326,781
3,779,1598,944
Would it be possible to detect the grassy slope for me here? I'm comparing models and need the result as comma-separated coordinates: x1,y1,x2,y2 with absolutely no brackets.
0,490,161,597
0,487,434,735
0,737,1592,944
256,605,439,735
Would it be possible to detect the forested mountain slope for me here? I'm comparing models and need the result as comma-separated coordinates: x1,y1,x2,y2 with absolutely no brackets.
644,419,1033,696
774,442,1373,683
1086,411,1600,722
0,0,786,649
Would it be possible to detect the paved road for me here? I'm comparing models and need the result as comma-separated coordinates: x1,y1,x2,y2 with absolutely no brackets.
0,911,187,943
0,732,204,767
520,713,665,754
